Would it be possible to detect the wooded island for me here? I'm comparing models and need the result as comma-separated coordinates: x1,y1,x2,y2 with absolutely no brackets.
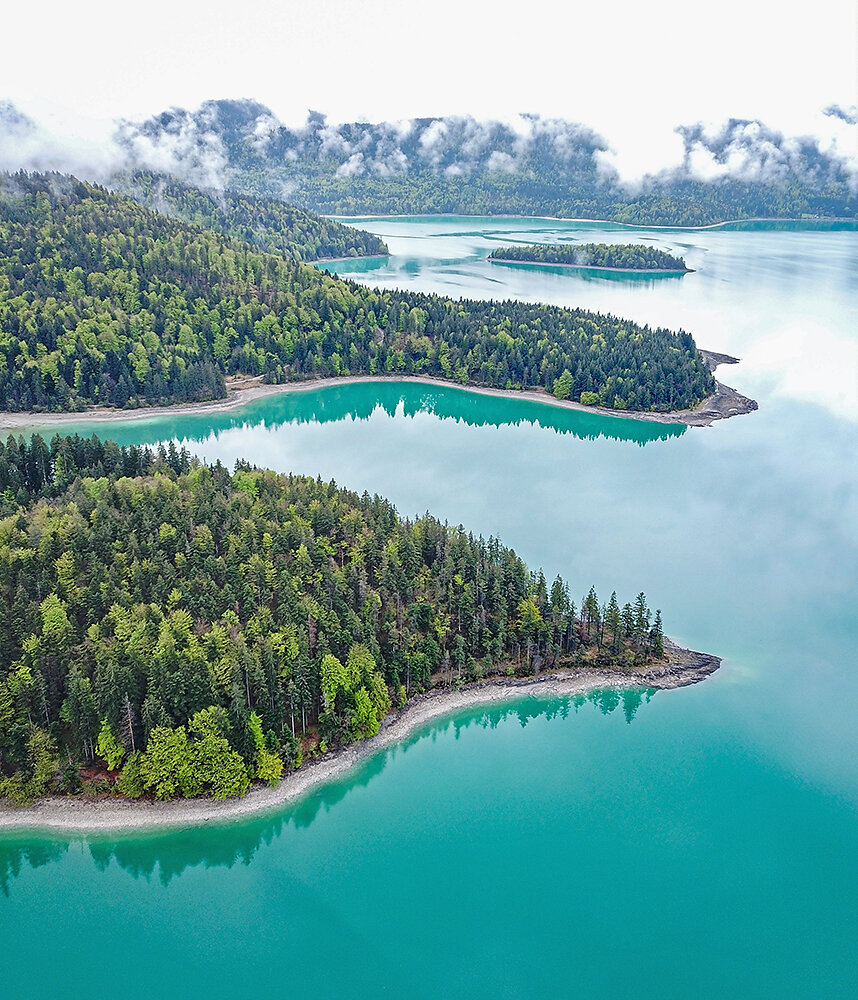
490,242,691,272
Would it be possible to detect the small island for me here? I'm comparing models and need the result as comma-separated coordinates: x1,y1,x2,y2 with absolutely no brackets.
489,242,692,273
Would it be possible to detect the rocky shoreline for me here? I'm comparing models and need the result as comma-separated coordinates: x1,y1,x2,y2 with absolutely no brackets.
0,640,719,834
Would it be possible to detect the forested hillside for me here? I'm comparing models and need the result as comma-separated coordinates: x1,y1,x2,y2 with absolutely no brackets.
0,433,666,802
490,243,689,271
116,101,858,226
114,171,388,261
239,172,858,227
0,172,715,413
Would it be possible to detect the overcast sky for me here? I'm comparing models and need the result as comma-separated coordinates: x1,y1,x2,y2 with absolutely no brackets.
2,0,856,174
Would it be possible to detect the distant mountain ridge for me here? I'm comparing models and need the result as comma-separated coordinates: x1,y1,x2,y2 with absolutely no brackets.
114,99,858,226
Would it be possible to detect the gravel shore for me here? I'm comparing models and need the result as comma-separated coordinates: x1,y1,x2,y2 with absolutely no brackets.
0,641,719,834
0,353,755,432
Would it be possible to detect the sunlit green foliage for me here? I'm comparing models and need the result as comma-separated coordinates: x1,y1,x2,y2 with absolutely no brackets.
0,433,666,801
0,172,714,413
116,751,144,798
249,711,283,787
552,369,573,399
96,718,125,770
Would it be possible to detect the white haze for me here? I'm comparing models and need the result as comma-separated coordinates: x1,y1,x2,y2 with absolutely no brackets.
1,100,856,198
0,0,855,189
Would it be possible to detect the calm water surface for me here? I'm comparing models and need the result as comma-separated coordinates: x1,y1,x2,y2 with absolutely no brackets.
2,218,857,999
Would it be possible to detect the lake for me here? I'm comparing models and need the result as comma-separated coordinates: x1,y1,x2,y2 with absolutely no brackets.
2,217,857,999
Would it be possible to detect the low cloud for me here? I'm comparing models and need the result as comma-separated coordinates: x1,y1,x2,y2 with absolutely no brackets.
114,101,237,189
675,116,858,191
486,150,516,173
823,104,857,126
0,101,125,180
1,97,855,196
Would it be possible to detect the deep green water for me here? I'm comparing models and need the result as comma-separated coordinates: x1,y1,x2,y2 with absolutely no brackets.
2,218,857,999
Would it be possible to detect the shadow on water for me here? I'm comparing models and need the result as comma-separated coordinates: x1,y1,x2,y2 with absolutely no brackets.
51,382,686,450
0,839,69,896
0,687,655,892
317,255,401,277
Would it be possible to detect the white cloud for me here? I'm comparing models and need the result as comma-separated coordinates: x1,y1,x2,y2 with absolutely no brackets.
486,150,516,173
335,152,365,177
593,127,686,189
3,99,856,197
1,0,854,151
250,113,280,150
116,114,229,190
0,104,125,180
371,148,407,177
417,120,449,167
0,0,853,193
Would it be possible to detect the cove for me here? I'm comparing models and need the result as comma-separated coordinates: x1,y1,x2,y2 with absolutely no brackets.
43,378,687,449
2,217,856,1000
3,691,857,1000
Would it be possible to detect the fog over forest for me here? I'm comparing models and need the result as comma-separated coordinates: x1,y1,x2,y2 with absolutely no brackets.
2,98,855,196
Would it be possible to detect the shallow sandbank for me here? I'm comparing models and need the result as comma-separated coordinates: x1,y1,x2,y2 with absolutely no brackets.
0,641,718,834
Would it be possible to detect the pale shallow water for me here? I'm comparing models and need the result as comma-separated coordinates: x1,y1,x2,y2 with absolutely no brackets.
2,218,857,999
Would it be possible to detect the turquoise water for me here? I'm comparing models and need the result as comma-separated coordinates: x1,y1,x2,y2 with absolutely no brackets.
2,218,857,999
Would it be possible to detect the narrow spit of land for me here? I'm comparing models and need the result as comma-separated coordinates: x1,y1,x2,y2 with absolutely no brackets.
0,641,719,833
0,353,757,432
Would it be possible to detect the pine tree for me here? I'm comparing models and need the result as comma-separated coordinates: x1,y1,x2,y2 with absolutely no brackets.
633,592,650,651
650,610,665,659
120,694,138,753
605,591,622,653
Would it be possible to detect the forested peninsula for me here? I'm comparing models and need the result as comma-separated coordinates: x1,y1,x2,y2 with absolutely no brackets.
490,243,691,272
0,433,697,807
0,172,715,414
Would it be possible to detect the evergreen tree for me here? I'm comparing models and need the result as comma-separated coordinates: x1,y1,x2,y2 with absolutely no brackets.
0,172,716,414
0,433,673,802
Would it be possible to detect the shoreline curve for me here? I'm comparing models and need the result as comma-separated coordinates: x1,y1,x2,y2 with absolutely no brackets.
330,212,858,232
0,354,756,432
0,641,719,834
